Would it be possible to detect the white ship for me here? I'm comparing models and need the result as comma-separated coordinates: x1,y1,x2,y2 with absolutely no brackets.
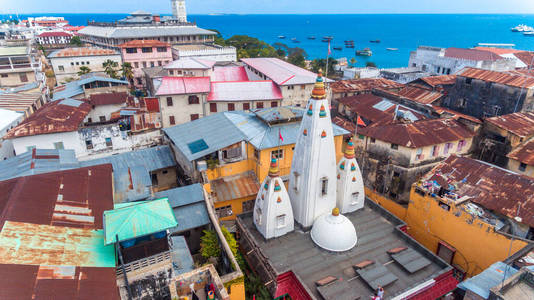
511,24,534,32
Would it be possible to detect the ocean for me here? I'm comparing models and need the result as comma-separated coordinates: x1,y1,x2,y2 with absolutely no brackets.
4,13,534,68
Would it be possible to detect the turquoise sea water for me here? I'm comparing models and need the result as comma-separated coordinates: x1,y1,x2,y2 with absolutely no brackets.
4,14,534,68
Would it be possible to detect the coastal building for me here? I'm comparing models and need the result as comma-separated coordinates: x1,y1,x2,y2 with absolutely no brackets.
374,85,445,106
237,74,457,299
442,68,534,119
408,46,516,75
48,47,122,83
22,16,69,27
52,75,129,101
379,67,431,84
83,91,130,124
341,66,381,80
407,155,533,278
172,44,237,62
118,39,173,88
35,31,74,47
0,44,43,88
408,74,457,92
474,46,534,69
0,108,24,160
241,57,323,107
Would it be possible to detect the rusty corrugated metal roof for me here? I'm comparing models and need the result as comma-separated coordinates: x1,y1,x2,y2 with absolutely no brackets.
49,47,118,58
5,99,91,139
444,48,502,61
211,171,260,202
508,138,534,166
459,67,534,88
513,51,534,66
359,118,476,148
332,116,357,133
331,78,404,94
419,75,457,88
88,92,131,106
422,155,534,228
378,85,443,105
485,112,534,138
431,106,482,124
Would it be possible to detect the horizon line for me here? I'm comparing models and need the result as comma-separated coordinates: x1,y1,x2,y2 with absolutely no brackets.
3,12,534,16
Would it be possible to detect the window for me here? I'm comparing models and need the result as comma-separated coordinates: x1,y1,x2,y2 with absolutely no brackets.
370,138,376,143
465,78,472,85
142,47,153,53
158,61,162,66
169,116,176,125
254,149,260,160
242,200,254,212
70,62,74,66
53,142,64,150
0,74,7,78
136,78,143,85
142,62,147,68
257,102,264,109
228,103,235,111
457,140,466,152
19,74,28,83
300,85,306,90
81,61,85,65
415,148,424,161
126,48,137,54
276,215,286,228
134,62,139,68
215,205,233,218
458,98,467,108
87,117,92,123
190,114,199,121
210,103,217,113
243,103,250,110
166,97,173,106
86,61,90,65
437,67,441,74
150,61,155,67
76,62,79,65
188,95,200,104
169,70,174,75
156,47,167,52
358,134,364,140
444,142,453,155
222,146,242,160
432,145,440,157
351,192,360,205
271,101,278,108
271,149,283,159
293,172,300,191
391,143,399,150
519,163,527,172
99,116,106,122
105,137,112,147
85,140,93,150
321,177,328,195
58,65,64,71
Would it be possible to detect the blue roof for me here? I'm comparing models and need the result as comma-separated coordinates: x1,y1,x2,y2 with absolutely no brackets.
164,107,349,162
457,262,518,299
0,149,80,181
52,76,129,101
0,82,39,95
170,235,194,275
155,183,205,208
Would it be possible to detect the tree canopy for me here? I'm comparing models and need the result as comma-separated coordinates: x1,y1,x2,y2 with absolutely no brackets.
224,35,280,59
310,58,338,75
70,36,83,46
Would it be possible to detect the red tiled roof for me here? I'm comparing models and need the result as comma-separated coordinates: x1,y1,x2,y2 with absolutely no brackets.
331,78,404,94
52,47,118,57
444,47,502,61
118,39,170,48
207,81,282,102
155,76,211,96
513,51,534,67
359,118,475,148
38,31,72,37
423,155,534,227
485,112,534,138
211,66,249,82
473,47,523,55
5,99,91,139
418,75,457,88
87,92,131,106
459,67,534,88
378,85,443,105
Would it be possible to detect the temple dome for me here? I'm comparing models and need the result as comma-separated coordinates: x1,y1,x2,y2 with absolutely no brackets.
310,208,357,252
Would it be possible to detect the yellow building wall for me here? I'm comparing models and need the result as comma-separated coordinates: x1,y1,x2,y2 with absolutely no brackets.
365,187,407,221
227,282,245,300
405,188,528,277
214,195,256,221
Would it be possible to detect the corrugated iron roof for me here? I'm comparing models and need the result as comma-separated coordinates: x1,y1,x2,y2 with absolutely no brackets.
52,76,129,101
332,116,357,133
38,31,72,37
430,106,483,124
444,47,502,61
5,99,91,139
103,198,177,244
359,118,475,148
459,67,534,88
79,25,216,39
418,75,457,88
164,57,216,70
49,47,118,58
508,138,534,166
88,91,131,106
0,149,79,181
473,47,524,55
0,92,42,113
154,183,204,208
423,155,534,227
378,85,443,105
118,39,170,48
241,57,319,85
207,80,283,102
211,171,260,202
155,76,211,95
513,51,534,66
457,262,518,299
211,66,249,82
331,78,404,93
485,112,534,138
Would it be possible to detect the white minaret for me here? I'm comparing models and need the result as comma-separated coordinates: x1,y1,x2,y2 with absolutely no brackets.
172,0,187,23
336,137,365,214
288,71,337,229
253,157,294,239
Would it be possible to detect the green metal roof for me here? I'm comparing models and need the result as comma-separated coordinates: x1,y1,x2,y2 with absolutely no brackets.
104,198,178,245
0,46,28,57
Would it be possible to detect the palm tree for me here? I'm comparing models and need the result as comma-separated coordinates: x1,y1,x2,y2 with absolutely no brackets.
121,62,134,84
77,66,91,76
102,59,119,78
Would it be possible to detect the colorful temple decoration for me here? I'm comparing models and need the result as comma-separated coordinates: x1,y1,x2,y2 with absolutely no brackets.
345,138,356,159
319,105,327,118
303,129,308,136
269,157,280,177
340,162,345,170
351,163,356,171
277,197,282,203
311,70,326,100
274,181,281,191
321,130,327,138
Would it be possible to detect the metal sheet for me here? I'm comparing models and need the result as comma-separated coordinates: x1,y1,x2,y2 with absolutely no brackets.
390,248,432,274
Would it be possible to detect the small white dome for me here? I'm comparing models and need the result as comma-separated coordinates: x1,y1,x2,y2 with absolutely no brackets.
310,208,357,252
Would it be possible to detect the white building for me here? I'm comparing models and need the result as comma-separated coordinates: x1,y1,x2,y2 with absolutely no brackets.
172,0,188,23
83,92,130,124
336,138,365,214
408,46,516,76
172,44,237,62
48,47,122,84
0,108,24,160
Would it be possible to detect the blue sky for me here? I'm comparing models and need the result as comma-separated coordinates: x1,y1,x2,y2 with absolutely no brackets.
3,0,534,14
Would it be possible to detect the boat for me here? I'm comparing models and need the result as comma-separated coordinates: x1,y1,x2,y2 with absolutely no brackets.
308,36,316,40
524,31,534,36
356,48,372,56
344,40,354,43
293,40,301,43
278,35,286,39
322,36,333,42
346,44,355,48
370,40,381,43
386,48,399,51
512,24,534,32
333,47,342,51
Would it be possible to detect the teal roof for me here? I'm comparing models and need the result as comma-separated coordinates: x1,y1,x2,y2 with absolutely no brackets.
103,198,178,245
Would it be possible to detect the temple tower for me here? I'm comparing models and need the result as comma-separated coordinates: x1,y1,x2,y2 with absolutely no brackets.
253,157,294,239
336,137,365,214
172,0,187,23
288,71,337,229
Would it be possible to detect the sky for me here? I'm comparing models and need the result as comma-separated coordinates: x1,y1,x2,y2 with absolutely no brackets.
3,0,534,14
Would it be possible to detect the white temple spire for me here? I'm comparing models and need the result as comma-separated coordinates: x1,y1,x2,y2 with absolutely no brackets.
172,0,187,23
336,137,365,213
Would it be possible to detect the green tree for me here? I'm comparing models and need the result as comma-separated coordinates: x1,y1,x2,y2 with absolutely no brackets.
287,49,306,68
237,49,250,60
70,36,82,47
77,66,91,76
350,57,357,67
310,58,338,75
208,29,226,46
121,62,134,84
200,229,221,259
366,61,377,68
102,59,119,79
225,35,278,59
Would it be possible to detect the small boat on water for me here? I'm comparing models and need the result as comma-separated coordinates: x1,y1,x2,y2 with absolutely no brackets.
356,48,373,56
308,36,316,40
333,47,342,51
344,40,354,43
370,40,381,43
346,44,355,48
278,35,286,39
387,48,399,51
512,24,534,32
293,40,301,43
524,32,534,37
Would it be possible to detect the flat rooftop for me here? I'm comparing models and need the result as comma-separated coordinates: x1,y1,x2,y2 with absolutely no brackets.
238,200,452,299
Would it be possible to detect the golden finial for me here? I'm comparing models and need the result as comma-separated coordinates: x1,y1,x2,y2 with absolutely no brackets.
332,207,340,216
